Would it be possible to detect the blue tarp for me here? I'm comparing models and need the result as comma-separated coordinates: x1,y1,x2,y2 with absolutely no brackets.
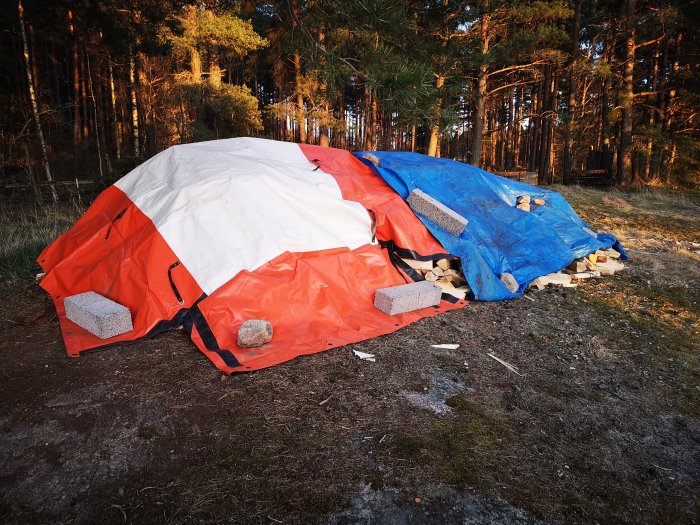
355,152,626,301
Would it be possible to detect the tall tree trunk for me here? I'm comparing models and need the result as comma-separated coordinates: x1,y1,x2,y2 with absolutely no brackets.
191,49,202,81
529,83,540,171
108,55,121,159
644,45,660,180
85,49,103,178
470,0,490,167
19,0,56,201
293,51,306,143
601,33,612,158
80,47,89,139
128,44,140,157
427,75,445,157
69,9,80,146
208,42,221,87
617,0,636,186
318,24,330,147
563,0,581,178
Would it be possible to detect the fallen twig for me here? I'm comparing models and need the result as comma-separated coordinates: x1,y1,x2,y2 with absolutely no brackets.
487,352,523,376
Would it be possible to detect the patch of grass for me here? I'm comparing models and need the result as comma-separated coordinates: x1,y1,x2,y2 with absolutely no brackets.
389,396,514,490
0,203,83,292
137,424,156,440
391,433,426,459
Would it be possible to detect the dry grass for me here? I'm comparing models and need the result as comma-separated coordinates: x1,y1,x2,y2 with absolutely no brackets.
0,203,83,290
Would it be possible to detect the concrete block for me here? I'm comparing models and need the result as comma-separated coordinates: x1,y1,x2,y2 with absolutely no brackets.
238,319,273,347
64,291,133,339
374,281,442,315
407,189,468,237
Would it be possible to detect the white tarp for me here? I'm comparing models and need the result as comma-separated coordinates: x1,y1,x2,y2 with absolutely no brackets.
116,138,373,295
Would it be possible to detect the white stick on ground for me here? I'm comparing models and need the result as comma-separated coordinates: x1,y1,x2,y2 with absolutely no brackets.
487,352,523,376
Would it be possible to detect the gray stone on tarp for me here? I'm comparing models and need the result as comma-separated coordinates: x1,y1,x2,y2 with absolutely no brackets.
407,189,468,237
237,319,273,347
64,291,133,339
374,281,442,315
500,272,519,293
362,152,381,167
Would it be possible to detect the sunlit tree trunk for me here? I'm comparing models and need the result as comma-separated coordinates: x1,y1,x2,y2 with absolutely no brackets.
644,45,659,180
293,51,306,143
563,0,581,178
19,0,57,201
427,74,445,157
208,42,222,87
128,44,140,157
108,55,121,159
318,24,330,147
617,0,636,186
470,0,490,167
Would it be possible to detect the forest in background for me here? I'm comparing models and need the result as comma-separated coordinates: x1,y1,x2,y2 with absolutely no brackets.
2,0,698,199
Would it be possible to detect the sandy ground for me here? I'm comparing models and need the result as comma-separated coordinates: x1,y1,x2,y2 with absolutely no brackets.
0,186,698,524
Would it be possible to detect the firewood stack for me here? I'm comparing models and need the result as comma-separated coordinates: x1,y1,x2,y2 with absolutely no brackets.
399,247,624,300
401,258,471,300
529,248,625,290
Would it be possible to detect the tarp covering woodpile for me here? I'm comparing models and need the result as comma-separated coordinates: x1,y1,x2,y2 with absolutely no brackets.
39,138,624,373
356,152,627,301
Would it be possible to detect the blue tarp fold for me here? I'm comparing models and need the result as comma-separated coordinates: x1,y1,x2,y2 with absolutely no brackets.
355,152,626,301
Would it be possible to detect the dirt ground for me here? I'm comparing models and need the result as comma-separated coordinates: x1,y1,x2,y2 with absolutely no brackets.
0,186,698,524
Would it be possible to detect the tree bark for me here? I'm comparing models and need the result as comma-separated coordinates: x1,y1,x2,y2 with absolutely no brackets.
128,44,140,157
293,51,306,143
85,49,104,178
19,0,57,202
80,47,89,139
427,75,445,157
69,9,80,146
617,0,636,186
208,41,222,87
108,55,121,159
470,0,490,167
563,0,581,178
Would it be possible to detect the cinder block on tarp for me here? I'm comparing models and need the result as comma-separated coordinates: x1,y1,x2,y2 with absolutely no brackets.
374,281,442,315
407,189,468,237
64,291,133,339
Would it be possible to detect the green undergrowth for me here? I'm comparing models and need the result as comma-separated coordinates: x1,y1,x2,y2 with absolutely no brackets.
0,203,83,295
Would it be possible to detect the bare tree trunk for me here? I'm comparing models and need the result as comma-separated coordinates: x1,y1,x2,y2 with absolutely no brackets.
128,44,140,157
601,35,612,154
293,51,306,143
69,10,80,147
318,24,330,147
208,42,222,88
617,0,636,186
80,47,89,139
427,74,445,157
108,55,121,159
563,0,581,178
85,49,103,178
19,0,57,202
644,45,660,180
529,83,540,171
470,0,490,167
